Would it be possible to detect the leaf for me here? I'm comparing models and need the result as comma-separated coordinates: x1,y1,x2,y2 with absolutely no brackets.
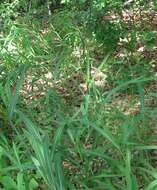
54,152,65,190
0,176,17,189
17,111,41,140
17,172,25,190
29,178,38,190
104,77,155,102
90,123,120,150
8,65,26,119
146,180,157,190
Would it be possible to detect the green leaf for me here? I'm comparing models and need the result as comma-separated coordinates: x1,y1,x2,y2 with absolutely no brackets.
0,176,17,189
146,180,157,190
29,178,38,190
17,172,25,190
54,152,65,190
91,123,120,150
8,65,26,119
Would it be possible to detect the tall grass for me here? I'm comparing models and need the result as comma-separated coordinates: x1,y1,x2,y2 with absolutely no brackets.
1,6,157,190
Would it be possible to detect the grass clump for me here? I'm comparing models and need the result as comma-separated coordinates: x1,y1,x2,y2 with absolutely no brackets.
1,1,157,189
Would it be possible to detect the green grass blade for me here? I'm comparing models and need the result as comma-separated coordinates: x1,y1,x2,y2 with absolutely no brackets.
8,65,26,119
90,123,120,150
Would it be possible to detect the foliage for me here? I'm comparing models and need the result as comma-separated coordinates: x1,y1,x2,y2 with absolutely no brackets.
1,0,157,189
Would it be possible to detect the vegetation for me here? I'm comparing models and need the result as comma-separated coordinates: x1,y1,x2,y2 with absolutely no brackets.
1,0,157,189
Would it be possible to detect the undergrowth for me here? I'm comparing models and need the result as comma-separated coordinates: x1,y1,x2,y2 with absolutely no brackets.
1,1,157,190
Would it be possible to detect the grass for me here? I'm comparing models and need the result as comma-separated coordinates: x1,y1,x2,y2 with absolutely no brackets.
1,5,157,190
